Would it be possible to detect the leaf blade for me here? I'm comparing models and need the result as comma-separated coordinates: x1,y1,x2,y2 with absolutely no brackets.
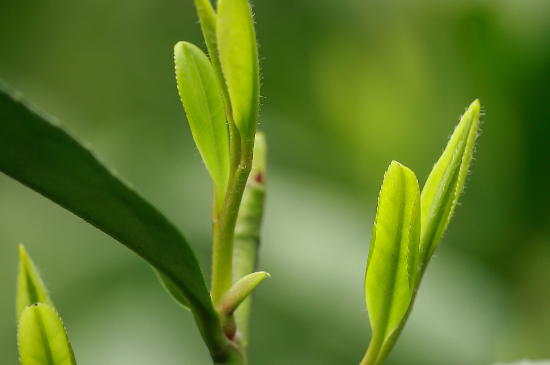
18,303,76,365
0,82,231,358
419,100,480,263
366,161,420,341
218,271,268,341
17,244,53,320
175,41,229,207
154,269,190,310
217,0,259,142
220,271,269,316
193,0,231,110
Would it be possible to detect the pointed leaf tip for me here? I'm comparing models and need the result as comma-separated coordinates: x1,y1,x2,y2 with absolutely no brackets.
220,271,269,316
219,271,268,339
366,161,420,342
17,245,53,320
419,99,480,263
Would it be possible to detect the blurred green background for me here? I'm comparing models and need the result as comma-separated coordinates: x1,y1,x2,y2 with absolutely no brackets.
1,0,550,364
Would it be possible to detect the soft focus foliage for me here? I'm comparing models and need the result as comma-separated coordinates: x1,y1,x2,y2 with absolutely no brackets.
1,0,550,364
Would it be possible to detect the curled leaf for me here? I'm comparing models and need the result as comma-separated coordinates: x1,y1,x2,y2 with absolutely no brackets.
419,99,480,263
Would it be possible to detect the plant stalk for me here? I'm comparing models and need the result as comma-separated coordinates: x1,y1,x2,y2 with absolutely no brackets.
359,328,385,365
231,132,266,364
211,119,253,306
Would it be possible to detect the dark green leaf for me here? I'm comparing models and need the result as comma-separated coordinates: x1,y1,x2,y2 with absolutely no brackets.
154,269,190,310
0,82,231,358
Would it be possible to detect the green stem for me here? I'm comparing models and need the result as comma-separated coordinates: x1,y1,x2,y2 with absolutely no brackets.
201,115,248,365
188,303,239,364
359,328,385,365
231,132,266,364
211,345,242,365
211,122,253,306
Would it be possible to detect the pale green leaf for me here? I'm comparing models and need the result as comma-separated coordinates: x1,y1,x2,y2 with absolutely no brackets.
366,161,420,341
18,303,76,365
17,244,53,320
218,271,268,341
175,41,229,207
0,82,233,358
193,0,231,109
217,0,259,142
420,99,480,263
406,189,421,294
220,271,269,316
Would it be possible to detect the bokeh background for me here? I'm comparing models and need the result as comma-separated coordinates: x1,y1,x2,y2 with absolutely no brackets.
1,0,550,364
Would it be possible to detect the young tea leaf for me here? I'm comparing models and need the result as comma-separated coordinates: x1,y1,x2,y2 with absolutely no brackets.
220,271,269,316
365,161,420,360
17,244,53,320
175,41,230,208
419,100,480,263
219,271,269,340
18,303,77,365
193,0,231,109
217,0,259,143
